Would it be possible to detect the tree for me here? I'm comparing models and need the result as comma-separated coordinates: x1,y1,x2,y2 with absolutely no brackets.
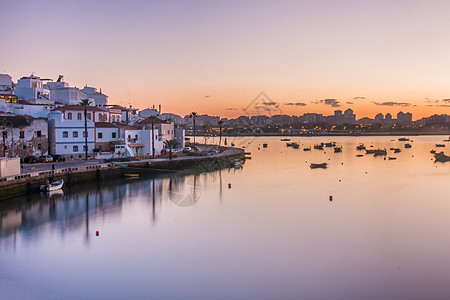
148,116,159,158
163,139,178,160
189,112,198,148
79,99,91,160
218,120,224,148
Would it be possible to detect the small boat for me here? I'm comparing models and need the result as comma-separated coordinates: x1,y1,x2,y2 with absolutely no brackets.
314,143,324,150
388,157,397,160
292,143,300,149
390,147,401,153
262,143,268,148
334,146,342,153
356,144,366,150
124,173,139,178
231,143,235,146
366,149,387,155
404,143,412,148
434,152,450,162
281,138,291,141
430,149,436,154
310,163,328,169
325,142,336,147
230,158,244,168
398,137,410,141
436,144,446,147
356,154,364,157
303,146,311,151
40,179,64,192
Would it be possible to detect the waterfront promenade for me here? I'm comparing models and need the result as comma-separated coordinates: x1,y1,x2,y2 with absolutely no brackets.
0,146,245,200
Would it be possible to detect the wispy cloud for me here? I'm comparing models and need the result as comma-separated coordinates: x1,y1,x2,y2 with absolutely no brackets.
443,99,450,103
372,101,416,107
225,107,237,111
352,97,366,100
426,104,450,107
312,98,341,107
284,102,307,106
346,101,353,105
261,101,279,107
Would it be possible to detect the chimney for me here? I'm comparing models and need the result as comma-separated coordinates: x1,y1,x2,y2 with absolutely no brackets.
159,104,161,114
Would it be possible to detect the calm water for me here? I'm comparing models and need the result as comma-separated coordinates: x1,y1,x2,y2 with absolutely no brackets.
1,136,450,299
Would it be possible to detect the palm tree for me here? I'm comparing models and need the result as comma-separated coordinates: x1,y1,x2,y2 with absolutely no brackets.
189,112,198,148
218,120,224,148
79,99,91,160
148,116,159,158
163,139,178,159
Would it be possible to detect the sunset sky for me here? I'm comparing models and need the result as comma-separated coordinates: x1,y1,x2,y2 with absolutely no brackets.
2,0,450,119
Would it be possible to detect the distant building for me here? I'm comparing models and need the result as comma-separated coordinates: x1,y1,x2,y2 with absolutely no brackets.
374,113,384,123
0,74,13,94
53,105,110,123
343,108,356,124
14,75,50,101
81,86,108,106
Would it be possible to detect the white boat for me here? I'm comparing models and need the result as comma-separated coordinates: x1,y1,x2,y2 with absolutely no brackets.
40,180,64,192
230,159,244,168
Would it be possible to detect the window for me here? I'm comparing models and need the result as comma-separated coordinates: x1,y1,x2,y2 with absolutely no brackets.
19,131,24,139
83,131,88,138
37,144,41,149
112,132,117,138
135,135,138,140
83,145,87,151
63,131,68,138
64,146,67,149
98,132,103,139
67,112,72,120
99,114,103,121
87,113,91,120
99,145,103,151
73,131,78,138
36,131,41,137
22,145,26,150
77,113,82,120
73,146,78,152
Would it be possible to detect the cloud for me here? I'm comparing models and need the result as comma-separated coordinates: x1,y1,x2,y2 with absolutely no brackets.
261,101,279,106
352,97,366,100
372,101,416,107
346,101,353,105
255,106,277,112
284,102,307,106
313,98,341,107
426,104,450,107
443,99,450,102
225,107,237,111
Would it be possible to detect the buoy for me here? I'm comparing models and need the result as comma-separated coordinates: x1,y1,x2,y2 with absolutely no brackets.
339,180,341,182
228,183,231,189
329,196,333,201
96,231,99,236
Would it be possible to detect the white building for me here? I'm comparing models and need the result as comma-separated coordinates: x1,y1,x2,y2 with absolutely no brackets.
95,122,120,153
81,86,108,106
14,75,50,101
53,105,110,123
48,111,95,158
0,74,13,94
139,108,160,118
116,124,163,157
0,115,49,157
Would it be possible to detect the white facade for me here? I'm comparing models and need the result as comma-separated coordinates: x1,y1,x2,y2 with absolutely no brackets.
0,74,13,94
175,128,185,148
48,111,95,158
81,86,108,106
139,108,160,118
51,87,88,106
14,75,50,101
118,125,163,157
1,99,55,118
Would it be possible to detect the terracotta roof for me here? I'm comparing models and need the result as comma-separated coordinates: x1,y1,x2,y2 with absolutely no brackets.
95,122,117,128
137,117,166,124
54,105,108,112
116,124,138,130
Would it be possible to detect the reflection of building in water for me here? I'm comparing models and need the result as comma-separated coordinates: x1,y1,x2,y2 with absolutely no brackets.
0,178,165,241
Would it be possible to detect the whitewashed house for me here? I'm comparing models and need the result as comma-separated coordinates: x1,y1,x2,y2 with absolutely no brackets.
81,86,108,106
48,111,95,158
14,75,51,101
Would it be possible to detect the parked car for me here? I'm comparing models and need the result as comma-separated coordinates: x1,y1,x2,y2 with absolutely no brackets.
182,147,191,153
24,155,38,163
38,155,54,163
52,154,66,162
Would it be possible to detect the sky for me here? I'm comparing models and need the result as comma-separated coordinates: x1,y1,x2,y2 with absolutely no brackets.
2,0,450,120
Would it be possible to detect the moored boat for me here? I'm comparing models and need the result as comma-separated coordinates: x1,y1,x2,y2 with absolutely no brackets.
356,144,366,150
40,180,64,192
399,137,410,141
303,146,311,151
434,151,450,162
436,144,445,147
310,162,328,169
404,143,412,148
334,146,342,153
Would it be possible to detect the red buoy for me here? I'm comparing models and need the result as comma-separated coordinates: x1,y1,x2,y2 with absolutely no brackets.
96,231,99,236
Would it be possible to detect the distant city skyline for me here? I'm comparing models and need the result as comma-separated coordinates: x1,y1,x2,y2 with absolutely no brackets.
2,0,450,119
